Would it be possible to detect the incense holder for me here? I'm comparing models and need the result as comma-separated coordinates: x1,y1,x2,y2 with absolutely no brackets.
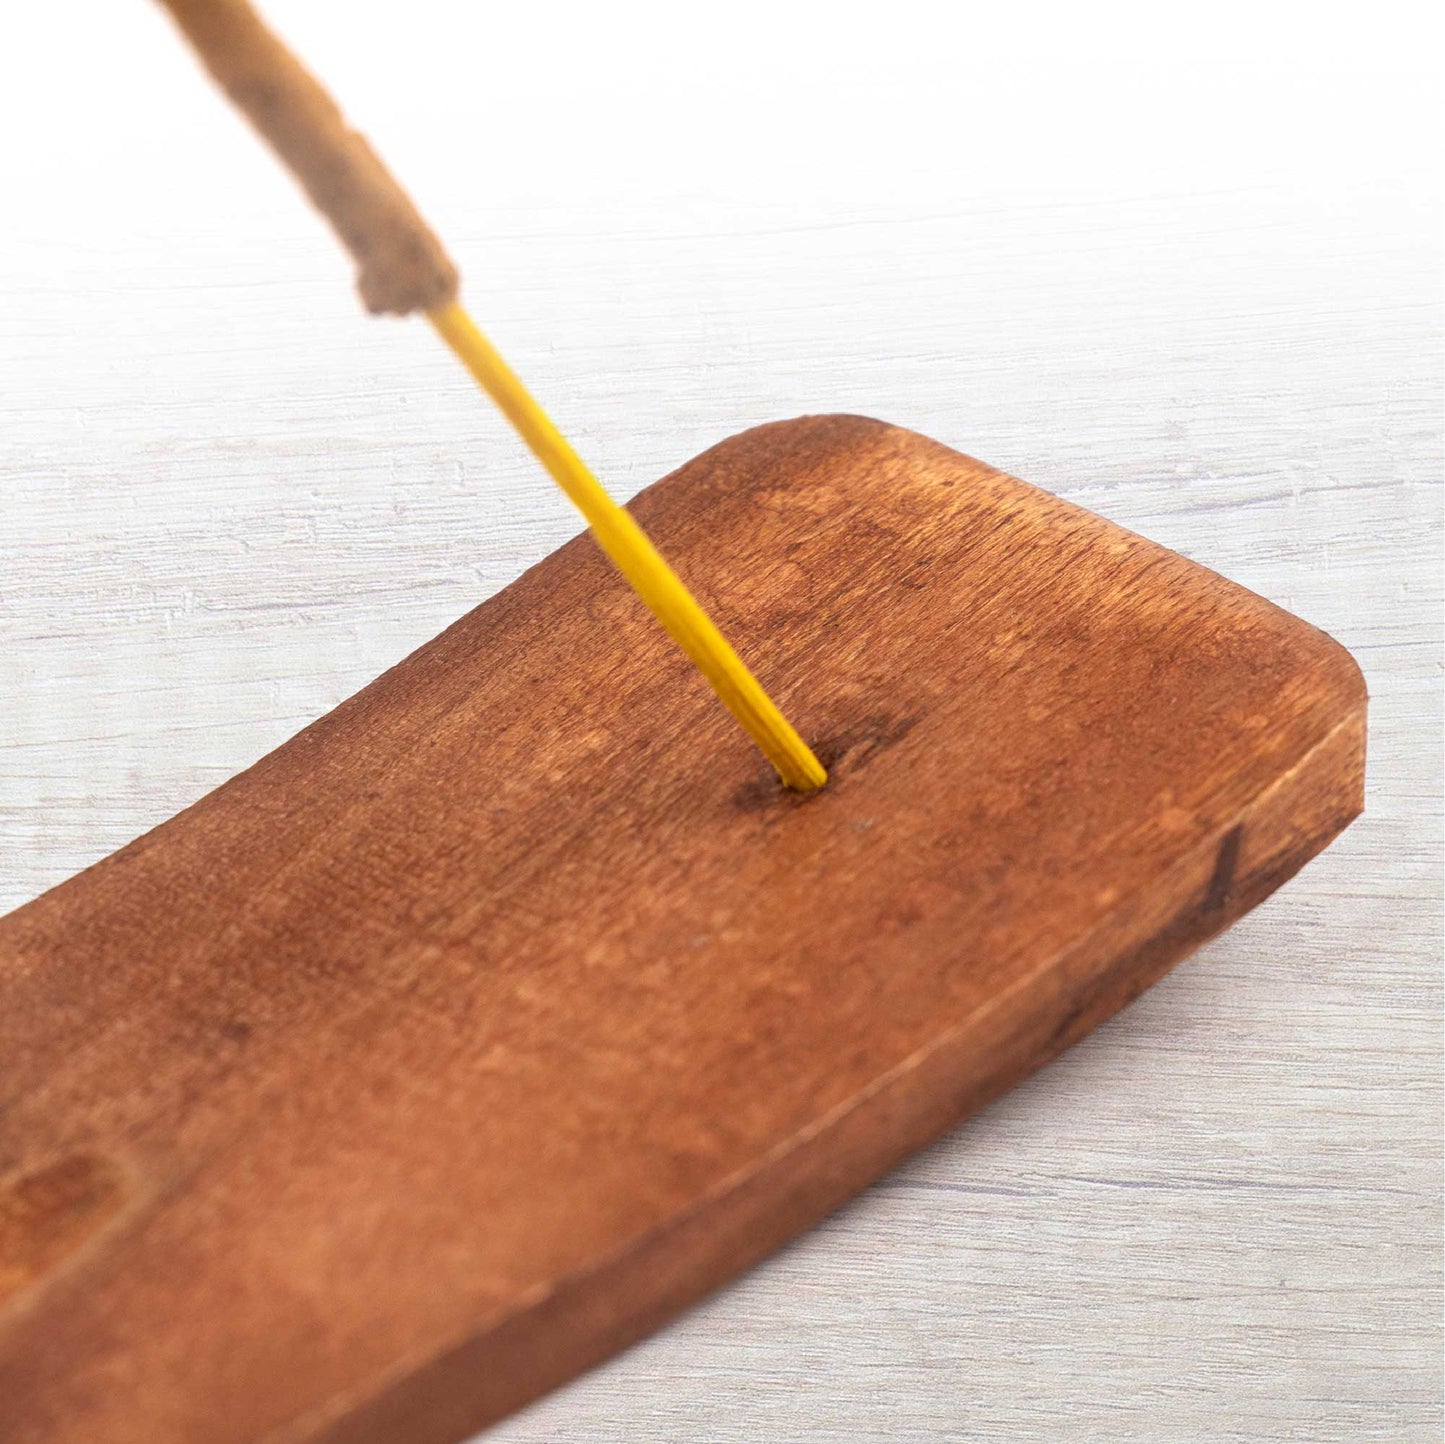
0,416,1365,1443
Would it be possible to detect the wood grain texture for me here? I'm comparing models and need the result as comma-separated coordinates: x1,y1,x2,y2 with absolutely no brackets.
3,3,1440,1438
0,417,1364,1441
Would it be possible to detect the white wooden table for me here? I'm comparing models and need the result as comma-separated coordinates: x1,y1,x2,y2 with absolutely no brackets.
3,3,1440,1439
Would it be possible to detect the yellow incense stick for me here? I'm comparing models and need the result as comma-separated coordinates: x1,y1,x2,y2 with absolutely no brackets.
428,301,827,792
154,0,824,790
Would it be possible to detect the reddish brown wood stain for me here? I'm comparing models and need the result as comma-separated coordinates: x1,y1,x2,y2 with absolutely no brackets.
0,417,1364,1442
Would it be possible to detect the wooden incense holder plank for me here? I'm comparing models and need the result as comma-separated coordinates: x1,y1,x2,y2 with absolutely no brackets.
0,417,1364,1443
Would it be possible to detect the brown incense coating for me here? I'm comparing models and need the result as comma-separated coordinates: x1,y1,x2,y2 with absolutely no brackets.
155,0,458,315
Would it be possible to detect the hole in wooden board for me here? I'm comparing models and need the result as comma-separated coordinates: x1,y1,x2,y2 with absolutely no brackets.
731,712,922,813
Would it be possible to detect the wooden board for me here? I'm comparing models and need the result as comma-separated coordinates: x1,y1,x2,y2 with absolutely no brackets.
0,416,1365,1444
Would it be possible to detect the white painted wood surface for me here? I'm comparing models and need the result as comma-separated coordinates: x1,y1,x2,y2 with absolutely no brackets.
2,2,1440,1439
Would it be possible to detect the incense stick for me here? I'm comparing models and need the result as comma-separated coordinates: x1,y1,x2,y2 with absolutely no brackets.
427,303,825,790
153,0,826,792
